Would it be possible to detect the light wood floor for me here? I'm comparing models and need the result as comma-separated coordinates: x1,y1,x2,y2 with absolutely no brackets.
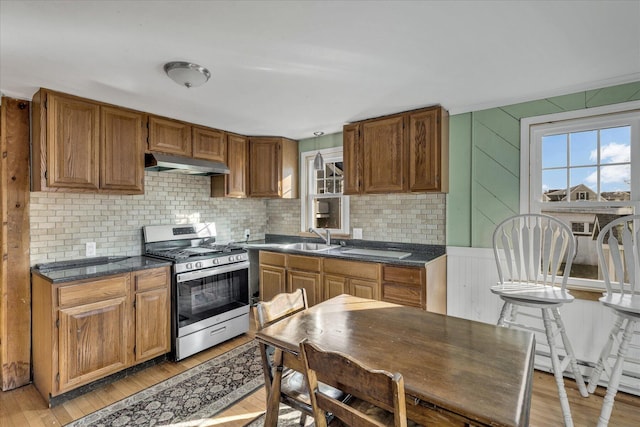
2,329,639,426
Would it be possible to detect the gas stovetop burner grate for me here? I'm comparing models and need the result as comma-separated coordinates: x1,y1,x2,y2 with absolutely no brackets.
146,245,243,261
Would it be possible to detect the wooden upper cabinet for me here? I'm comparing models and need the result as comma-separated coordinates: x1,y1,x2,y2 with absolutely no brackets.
226,133,249,197
31,89,145,194
343,105,449,195
45,91,100,190
343,123,361,195
148,115,191,156
192,126,226,162
249,137,298,198
100,106,144,193
408,107,449,192
362,115,406,194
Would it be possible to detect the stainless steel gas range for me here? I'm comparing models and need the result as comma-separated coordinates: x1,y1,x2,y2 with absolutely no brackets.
143,223,249,361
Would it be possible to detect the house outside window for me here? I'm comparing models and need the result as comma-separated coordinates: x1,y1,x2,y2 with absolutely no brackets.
521,102,640,290
300,147,349,235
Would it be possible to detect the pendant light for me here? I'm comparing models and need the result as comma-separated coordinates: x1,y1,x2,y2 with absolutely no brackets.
313,131,324,171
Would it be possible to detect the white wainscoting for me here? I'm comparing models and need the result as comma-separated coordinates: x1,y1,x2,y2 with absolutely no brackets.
446,246,640,395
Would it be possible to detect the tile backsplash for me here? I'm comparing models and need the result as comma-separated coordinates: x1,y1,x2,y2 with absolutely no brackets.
30,172,446,265
29,172,267,265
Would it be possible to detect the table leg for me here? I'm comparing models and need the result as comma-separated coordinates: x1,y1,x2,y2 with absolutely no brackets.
264,348,284,427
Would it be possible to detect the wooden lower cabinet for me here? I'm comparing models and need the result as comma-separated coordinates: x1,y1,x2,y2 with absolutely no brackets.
259,251,287,302
257,250,446,313
58,295,129,392
133,268,171,362
287,255,322,306
32,266,170,404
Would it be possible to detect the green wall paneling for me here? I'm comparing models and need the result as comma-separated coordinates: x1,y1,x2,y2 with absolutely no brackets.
447,113,472,246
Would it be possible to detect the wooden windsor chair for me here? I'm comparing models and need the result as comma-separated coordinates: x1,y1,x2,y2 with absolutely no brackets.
254,289,349,425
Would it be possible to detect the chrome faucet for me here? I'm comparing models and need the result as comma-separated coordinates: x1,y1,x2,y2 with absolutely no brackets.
309,227,331,245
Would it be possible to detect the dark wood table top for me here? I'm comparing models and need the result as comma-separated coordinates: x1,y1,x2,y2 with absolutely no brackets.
256,294,535,427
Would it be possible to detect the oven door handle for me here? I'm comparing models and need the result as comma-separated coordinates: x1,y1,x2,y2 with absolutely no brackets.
176,261,250,283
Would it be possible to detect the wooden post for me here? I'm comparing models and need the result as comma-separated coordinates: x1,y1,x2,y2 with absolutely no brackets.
0,97,31,390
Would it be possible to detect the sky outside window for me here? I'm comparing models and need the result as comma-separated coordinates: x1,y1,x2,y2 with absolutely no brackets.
541,125,631,198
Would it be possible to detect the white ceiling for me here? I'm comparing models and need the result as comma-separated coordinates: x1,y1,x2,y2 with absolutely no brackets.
1,1,639,140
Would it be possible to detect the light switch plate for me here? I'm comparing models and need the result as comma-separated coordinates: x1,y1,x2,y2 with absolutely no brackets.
86,242,96,257
353,228,363,239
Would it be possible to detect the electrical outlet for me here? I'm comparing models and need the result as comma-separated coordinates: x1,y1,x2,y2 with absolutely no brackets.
353,228,363,239
244,228,251,238
86,242,96,257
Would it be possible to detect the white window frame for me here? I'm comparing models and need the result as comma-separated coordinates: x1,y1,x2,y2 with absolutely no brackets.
300,147,350,235
520,100,640,290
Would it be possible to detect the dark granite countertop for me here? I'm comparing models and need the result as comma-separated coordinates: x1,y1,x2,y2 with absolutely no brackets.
31,256,172,283
244,234,446,267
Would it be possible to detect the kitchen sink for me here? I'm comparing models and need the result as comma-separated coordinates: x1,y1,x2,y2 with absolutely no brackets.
340,248,412,259
282,242,339,252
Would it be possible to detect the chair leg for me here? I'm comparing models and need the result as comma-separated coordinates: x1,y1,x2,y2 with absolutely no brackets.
588,315,625,394
542,308,574,427
552,308,588,397
597,318,637,427
497,301,512,326
298,413,307,426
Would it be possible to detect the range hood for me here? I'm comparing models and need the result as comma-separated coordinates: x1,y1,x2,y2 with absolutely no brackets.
145,153,230,176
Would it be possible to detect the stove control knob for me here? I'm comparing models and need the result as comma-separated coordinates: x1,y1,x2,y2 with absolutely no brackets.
228,256,234,263
195,262,203,269
213,258,220,265
186,263,193,270
236,255,243,261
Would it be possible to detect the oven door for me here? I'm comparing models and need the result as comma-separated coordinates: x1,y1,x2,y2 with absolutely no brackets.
175,261,249,337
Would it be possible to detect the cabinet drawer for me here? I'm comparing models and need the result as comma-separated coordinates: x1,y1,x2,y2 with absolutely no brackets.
133,267,169,292
382,283,423,308
58,275,129,307
288,254,321,272
323,259,379,280
260,251,286,267
383,265,424,285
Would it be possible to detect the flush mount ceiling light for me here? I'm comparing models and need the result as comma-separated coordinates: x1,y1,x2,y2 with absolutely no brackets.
164,61,211,88
313,131,325,171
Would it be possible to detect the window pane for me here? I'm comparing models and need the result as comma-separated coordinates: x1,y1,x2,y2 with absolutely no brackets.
542,169,567,201
542,134,567,168
600,164,630,193
313,197,342,229
569,130,597,166
569,166,597,200
600,126,630,165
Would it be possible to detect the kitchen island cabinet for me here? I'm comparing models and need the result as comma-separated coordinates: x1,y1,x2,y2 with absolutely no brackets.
31,88,145,194
32,265,170,405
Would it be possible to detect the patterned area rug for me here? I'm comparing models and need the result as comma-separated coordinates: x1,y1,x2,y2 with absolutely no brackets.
65,341,264,427
244,404,314,426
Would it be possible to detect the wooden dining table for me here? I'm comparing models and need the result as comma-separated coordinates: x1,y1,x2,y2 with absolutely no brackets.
255,294,535,427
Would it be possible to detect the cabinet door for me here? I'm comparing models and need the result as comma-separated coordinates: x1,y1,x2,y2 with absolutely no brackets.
148,116,191,156
381,265,425,309
135,288,170,361
343,123,361,195
362,116,406,193
58,297,128,392
46,92,100,189
259,265,286,301
350,278,379,300
408,108,442,192
323,274,348,301
100,106,144,193
192,126,226,162
226,134,249,197
287,270,321,306
249,138,281,197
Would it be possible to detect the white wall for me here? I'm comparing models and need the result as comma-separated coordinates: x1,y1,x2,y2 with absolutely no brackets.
447,246,640,394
